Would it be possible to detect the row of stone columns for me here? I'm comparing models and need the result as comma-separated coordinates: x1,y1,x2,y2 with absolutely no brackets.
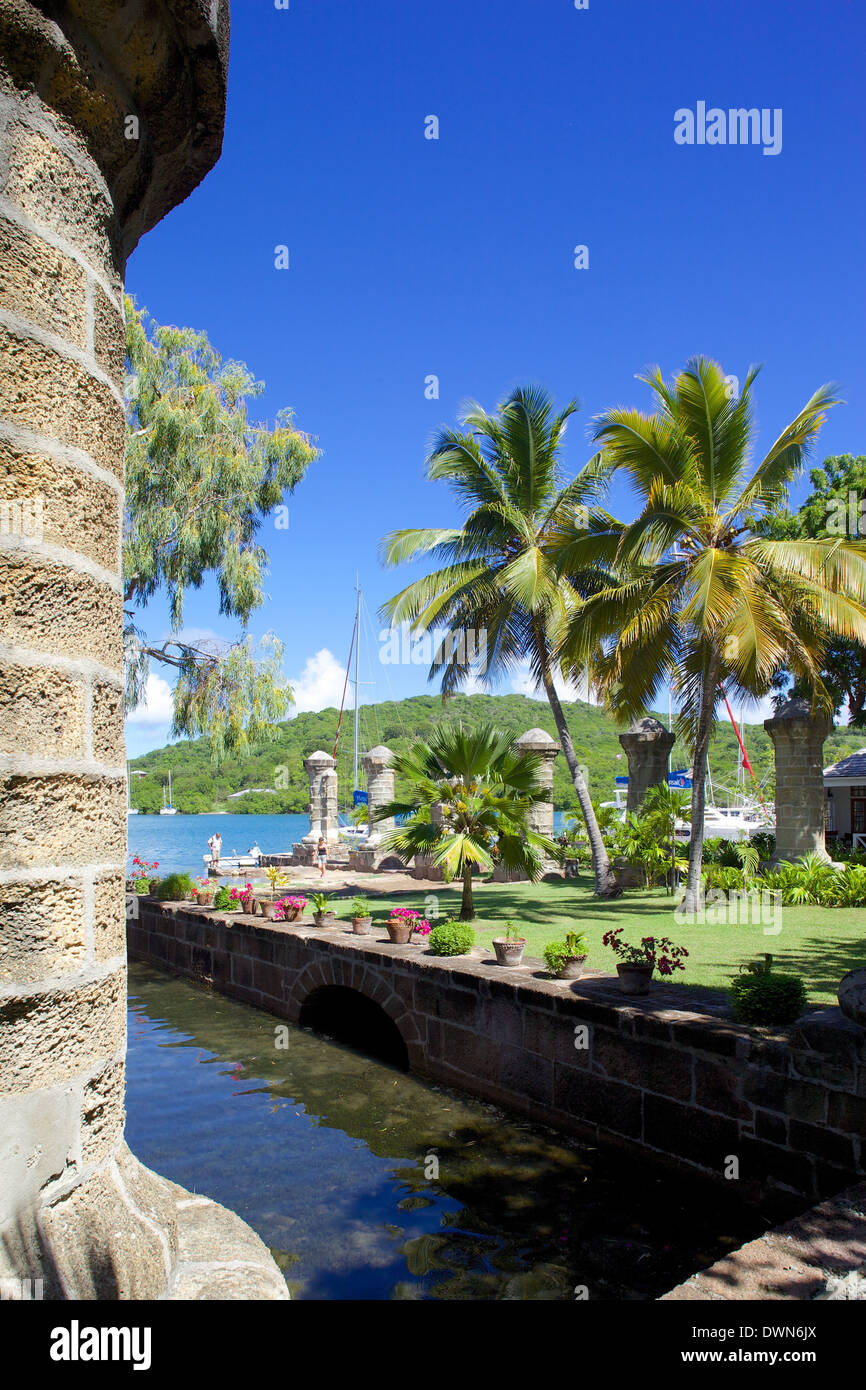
301,703,831,874
617,700,830,865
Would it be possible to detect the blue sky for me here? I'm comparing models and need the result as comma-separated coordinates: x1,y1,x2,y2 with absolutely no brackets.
124,0,866,756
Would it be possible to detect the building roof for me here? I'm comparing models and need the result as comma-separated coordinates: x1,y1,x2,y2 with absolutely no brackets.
824,749,866,779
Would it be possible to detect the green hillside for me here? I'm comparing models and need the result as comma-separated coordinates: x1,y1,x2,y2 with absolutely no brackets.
128,692,866,815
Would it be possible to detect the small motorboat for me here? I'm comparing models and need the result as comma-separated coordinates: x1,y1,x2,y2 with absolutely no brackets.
203,843,262,876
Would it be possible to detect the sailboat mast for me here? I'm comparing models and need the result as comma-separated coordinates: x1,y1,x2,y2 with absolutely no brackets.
353,578,361,793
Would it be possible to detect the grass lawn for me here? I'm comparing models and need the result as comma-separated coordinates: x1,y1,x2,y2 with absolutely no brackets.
326,873,866,1007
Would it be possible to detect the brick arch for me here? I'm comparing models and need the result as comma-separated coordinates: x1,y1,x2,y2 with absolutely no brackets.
287,956,424,1069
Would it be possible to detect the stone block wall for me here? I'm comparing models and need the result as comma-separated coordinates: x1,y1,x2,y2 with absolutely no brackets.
132,902,866,1207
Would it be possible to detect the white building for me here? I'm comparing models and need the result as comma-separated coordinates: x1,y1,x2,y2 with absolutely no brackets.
823,748,866,848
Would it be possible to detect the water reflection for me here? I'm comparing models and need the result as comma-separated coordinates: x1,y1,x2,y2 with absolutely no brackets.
126,962,794,1300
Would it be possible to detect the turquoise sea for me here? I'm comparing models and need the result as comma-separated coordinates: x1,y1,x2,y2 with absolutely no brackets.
126,811,569,879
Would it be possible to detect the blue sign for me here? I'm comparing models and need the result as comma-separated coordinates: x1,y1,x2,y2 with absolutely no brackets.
352,790,368,806
615,776,629,786
668,771,692,789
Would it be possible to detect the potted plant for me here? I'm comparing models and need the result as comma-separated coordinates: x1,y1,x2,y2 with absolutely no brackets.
229,882,257,914
386,907,430,944
543,930,588,980
276,894,306,923
260,866,289,909
194,874,214,907
128,856,160,894
492,921,527,967
602,927,688,995
350,896,373,935
311,891,337,927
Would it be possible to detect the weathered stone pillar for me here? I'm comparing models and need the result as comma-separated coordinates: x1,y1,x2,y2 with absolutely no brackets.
764,698,831,864
302,750,336,844
413,800,446,881
363,744,395,846
321,766,339,842
0,2,284,1300
619,717,675,813
493,727,559,881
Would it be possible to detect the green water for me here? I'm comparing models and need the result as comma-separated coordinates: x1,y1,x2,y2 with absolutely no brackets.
126,961,787,1300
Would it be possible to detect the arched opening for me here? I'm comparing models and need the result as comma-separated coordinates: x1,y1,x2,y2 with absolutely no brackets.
298,986,410,1071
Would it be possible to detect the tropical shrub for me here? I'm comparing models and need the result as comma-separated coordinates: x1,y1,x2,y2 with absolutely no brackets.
543,931,588,975
701,864,745,892
749,831,776,860
151,872,196,901
213,884,239,911
702,838,741,867
730,971,807,1025
428,921,475,956
351,896,372,919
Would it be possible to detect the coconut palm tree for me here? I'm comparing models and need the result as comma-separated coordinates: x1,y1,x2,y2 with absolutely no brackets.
376,722,556,920
380,385,620,897
554,357,866,913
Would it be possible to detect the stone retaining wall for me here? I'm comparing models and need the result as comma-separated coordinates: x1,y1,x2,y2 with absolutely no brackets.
131,901,866,1207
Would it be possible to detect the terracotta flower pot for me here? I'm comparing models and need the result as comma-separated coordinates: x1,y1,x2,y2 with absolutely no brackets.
352,916,373,935
239,895,256,915
492,938,526,967
616,962,653,995
283,905,302,922
386,921,414,945
313,911,336,928
196,890,214,908
260,898,278,921
557,953,588,980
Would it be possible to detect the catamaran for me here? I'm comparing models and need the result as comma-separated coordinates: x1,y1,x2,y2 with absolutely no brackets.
159,770,178,816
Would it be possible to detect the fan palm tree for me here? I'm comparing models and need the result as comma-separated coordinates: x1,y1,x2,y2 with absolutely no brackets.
380,386,620,897
554,357,866,913
376,722,556,920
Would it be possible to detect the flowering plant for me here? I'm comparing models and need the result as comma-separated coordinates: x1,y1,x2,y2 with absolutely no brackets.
196,875,210,888
130,855,158,881
274,894,306,920
602,927,688,976
389,907,431,935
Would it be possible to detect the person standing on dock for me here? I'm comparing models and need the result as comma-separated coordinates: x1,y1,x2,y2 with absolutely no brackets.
317,836,327,878
208,831,222,870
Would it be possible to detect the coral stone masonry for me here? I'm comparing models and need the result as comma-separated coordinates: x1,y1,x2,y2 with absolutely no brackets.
0,0,283,1300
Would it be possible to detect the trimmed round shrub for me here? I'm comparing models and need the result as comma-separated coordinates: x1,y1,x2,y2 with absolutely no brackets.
151,872,196,902
213,884,240,911
730,972,807,1026
428,921,475,956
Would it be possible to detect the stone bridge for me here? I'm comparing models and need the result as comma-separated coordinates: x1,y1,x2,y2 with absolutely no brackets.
131,900,866,1210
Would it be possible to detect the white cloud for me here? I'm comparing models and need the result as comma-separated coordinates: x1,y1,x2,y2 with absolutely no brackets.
126,673,174,726
289,648,349,714
509,658,594,705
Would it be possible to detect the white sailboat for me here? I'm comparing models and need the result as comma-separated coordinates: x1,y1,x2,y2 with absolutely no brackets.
126,761,139,816
159,770,178,816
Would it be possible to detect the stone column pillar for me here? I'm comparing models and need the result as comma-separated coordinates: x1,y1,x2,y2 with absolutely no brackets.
302,751,334,842
619,717,676,813
413,800,446,881
764,698,831,864
493,728,560,881
363,744,395,846
0,2,284,1300
321,767,339,843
